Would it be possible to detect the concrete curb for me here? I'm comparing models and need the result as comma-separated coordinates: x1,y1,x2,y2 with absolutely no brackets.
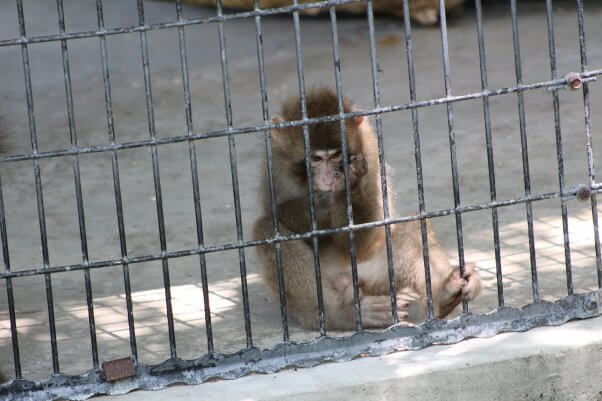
94,316,602,401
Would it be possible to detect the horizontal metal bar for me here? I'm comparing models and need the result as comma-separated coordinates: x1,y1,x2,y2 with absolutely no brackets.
1,290,598,400
0,0,363,48
0,69,600,164
2,184,598,280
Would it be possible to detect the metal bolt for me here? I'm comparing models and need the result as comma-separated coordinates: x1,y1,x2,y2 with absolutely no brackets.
566,73,583,90
576,185,591,202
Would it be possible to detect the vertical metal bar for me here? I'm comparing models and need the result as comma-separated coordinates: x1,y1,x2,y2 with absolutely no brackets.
575,0,601,288
365,0,397,324
136,0,177,358
438,0,468,313
174,0,215,353
0,174,21,378
545,0,573,296
55,0,99,369
474,0,504,307
16,0,60,373
95,0,138,361
290,0,326,335
401,0,434,319
214,0,253,347
251,0,289,340
328,7,362,330
510,0,539,303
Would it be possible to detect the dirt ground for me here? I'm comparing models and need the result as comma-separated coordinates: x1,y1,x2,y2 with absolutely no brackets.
0,0,601,381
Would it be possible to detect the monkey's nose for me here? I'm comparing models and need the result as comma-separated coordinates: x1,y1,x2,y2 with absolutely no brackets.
316,176,337,192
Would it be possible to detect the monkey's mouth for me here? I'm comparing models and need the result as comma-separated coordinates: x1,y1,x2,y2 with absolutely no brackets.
314,177,338,192
312,163,342,193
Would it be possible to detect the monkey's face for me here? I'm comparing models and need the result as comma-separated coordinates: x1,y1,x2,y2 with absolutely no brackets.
271,122,364,194
310,149,343,192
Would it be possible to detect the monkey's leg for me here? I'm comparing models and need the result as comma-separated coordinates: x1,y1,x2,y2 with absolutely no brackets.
387,220,473,322
333,273,416,328
254,216,408,330
253,216,354,330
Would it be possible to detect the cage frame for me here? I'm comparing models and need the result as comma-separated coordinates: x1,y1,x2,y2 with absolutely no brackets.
0,0,601,399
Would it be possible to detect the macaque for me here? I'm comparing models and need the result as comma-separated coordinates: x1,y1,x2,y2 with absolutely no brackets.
252,87,482,330
182,0,465,26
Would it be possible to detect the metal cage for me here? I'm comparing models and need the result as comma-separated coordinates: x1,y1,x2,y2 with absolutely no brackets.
0,0,600,399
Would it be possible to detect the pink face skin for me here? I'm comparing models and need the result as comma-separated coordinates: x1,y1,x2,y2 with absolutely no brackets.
311,149,343,192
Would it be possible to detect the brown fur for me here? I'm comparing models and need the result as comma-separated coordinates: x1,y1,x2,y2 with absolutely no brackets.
253,87,482,330
181,0,466,26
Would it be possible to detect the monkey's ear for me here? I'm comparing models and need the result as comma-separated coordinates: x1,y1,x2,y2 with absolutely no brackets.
270,115,285,144
349,105,364,126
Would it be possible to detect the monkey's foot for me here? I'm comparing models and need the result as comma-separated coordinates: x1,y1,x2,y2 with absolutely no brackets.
412,8,439,26
360,295,412,328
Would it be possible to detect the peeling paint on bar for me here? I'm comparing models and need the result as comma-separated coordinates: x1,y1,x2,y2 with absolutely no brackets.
0,71,599,165
1,184,600,281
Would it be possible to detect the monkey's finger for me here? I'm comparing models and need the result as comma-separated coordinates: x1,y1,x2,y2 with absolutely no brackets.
462,275,483,301
362,309,405,328
396,299,411,309
396,289,420,303
364,300,394,312
361,296,397,313
462,262,477,277
394,315,415,327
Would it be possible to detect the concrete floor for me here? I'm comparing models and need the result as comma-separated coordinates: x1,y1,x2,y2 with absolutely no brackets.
0,0,601,382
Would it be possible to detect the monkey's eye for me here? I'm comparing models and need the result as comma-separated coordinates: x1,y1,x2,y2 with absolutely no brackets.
329,151,342,161
311,155,322,163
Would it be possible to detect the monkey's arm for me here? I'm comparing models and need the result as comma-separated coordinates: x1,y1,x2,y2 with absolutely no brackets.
253,215,357,329
329,153,387,257
277,197,312,234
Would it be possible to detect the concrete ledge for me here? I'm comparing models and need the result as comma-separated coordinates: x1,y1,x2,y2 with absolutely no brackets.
95,317,602,401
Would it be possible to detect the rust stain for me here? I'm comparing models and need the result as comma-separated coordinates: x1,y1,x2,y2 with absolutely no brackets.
102,357,136,382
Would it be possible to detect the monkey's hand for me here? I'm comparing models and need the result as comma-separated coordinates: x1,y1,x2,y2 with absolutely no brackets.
459,262,483,301
349,153,368,182
437,262,483,318
335,153,368,191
